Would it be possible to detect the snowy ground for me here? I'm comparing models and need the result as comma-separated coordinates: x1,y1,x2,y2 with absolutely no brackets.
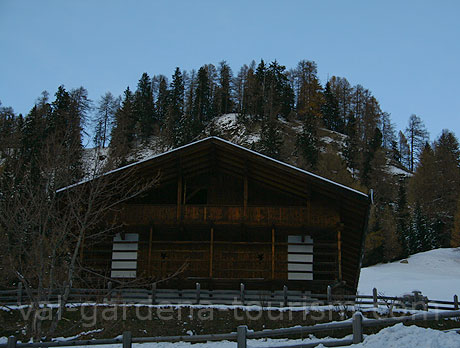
358,248,460,300
2,324,459,348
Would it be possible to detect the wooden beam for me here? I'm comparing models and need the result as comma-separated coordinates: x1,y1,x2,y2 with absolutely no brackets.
243,174,248,220
337,227,342,281
148,226,153,276
209,226,214,278
177,174,182,222
271,226,275,280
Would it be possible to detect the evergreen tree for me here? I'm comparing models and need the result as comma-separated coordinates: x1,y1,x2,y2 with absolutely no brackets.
134,72,156,139
451,197,460,247
258,117,282,159
47,85,85,184
412,201,437,252
395,180,410,257
191,66,212,136
215,61,234,115
109,87,136,165
297,113,319,169
166,67,185,146
321,81,342,132
155,75,169,128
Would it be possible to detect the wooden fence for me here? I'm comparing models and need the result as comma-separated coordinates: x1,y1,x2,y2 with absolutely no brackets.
2,310,460,348
0,283,459,311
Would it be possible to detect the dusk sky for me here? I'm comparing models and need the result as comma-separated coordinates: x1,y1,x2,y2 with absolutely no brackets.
1,0,459,143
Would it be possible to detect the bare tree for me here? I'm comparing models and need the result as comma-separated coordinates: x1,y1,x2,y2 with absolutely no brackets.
0,130,157,339
405,114,429,171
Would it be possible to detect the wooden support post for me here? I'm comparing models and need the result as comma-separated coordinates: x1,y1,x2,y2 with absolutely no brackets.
352,312,364,344
271,226,275,280
283,285,288,307
122,331,132,348
327,285,332,304
177,175,182,221
7,336,17,348
17,283,22,306
196,282,201,304
209,226,214,278
237,325,247,348
337,228,342,281
243,174,248,220
151,283,156,305
373,288,378,308
148,226,153,276
454,294,459,310
240,283,245,305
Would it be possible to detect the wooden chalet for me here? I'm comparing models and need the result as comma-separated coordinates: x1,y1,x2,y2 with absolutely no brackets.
79,137,371,295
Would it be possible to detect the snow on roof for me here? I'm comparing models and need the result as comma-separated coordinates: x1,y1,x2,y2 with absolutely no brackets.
58,136,370,199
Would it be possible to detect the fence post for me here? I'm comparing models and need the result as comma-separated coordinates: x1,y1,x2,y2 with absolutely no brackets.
107,281,112,303
237,325,247,348
151,283,156,305
352,311,364,344
7,336,17,348
327,285,332,304
454,295,458,310
17,283,23,306
283,285,288,307
196,282,200,304
373,287,378,308
240,283,245,305
122,331,132,348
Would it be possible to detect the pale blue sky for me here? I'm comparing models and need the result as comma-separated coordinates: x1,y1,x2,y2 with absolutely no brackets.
1,0,459,142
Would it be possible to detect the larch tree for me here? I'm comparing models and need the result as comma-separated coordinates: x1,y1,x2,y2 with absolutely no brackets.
405,114,429,171
93,92,120,149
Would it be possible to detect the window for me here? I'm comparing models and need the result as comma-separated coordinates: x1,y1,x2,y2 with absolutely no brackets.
287,235,313,280
110,233,139,278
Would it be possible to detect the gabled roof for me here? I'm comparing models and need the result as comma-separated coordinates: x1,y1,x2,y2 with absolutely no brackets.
59,136,369,205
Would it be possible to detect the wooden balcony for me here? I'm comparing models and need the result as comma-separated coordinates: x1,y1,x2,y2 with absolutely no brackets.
114,204,340,229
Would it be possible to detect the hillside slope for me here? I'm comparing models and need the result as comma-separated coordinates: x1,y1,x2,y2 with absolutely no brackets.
358,248,460,300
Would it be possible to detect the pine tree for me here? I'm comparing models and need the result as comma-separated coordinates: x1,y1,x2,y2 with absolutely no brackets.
412,201,437,252
155,75,169,128
109,87,136,165
297,113,319,169
191,66,212,137
166,68,185,146
215,61,234,115
321,81,343,132
395,180,410,257
134,72,156,139
451,197,460,247
47,85,85,184
258,117,282,159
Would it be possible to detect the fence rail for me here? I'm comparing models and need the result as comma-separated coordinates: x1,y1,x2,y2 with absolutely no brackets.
1,283,458,312
2,310,460,348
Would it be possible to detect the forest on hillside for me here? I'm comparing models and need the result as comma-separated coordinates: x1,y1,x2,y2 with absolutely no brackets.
1,59,460,271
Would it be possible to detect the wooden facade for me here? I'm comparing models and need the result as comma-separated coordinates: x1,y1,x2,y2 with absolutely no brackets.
80,137,371,295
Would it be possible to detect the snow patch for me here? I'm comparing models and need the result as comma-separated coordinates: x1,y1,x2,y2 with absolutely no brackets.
358,248,460,300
